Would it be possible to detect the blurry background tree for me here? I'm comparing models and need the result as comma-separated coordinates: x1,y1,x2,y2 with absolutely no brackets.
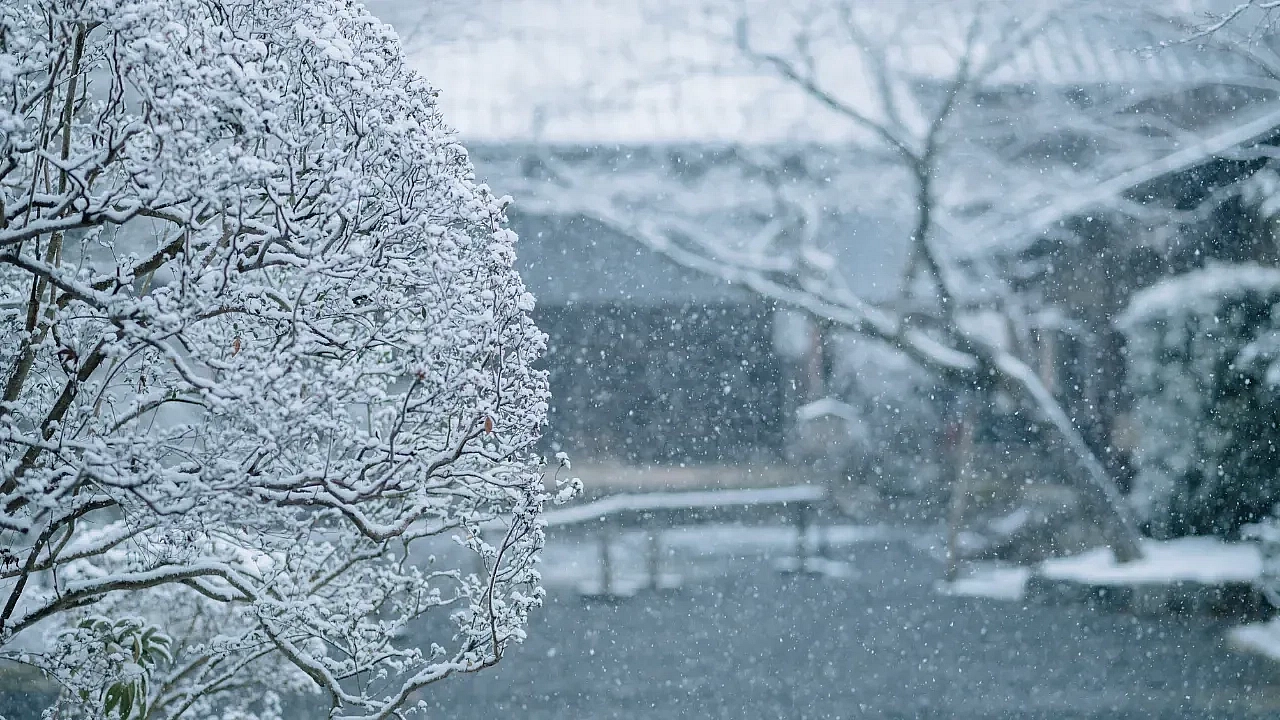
1119,266,1280,538
1099,0,1280,541
0,0,566,717
408,0,1207,560
380,0,1280,555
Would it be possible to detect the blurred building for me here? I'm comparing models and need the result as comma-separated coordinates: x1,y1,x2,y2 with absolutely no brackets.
511,207,785,463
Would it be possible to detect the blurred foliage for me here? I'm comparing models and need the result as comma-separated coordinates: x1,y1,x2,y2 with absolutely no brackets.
62,616,173,720
1121,265,1280,537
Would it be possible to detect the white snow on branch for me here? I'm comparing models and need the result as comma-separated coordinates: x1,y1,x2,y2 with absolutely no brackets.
1118,263,1280,329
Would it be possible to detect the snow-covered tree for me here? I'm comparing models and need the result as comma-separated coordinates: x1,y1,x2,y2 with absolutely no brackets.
1120,266,1280,537
0,1,568,717
1085,1,1280,539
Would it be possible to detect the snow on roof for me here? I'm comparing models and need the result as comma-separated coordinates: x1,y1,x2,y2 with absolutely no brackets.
366,0,1255,145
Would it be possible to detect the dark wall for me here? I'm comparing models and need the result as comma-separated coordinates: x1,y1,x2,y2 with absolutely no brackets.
535,301,784,463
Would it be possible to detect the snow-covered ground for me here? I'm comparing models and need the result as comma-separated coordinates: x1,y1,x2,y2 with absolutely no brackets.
936,536,1262,603
416,529,1278,720
1038,536,1261,585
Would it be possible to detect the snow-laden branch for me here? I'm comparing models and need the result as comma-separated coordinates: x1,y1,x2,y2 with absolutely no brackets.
970,104,1280,255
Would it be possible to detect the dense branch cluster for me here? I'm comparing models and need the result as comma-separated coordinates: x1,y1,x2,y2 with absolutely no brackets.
0,1,562,717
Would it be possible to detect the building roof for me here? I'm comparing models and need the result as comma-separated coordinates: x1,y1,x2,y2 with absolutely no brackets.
366,0,1258,145
506,200,909,306
473,146,911,304
509,211,743,306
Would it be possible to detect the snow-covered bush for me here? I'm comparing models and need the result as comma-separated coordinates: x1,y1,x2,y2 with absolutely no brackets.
1119,265,1280,537
0,1,568,717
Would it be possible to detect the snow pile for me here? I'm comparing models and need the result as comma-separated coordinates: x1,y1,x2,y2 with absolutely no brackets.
937,566,1032,601
796,397,864,426
1228,618,1280,662
1038,537,1261,585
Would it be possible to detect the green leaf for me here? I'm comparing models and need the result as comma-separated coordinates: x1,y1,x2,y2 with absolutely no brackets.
103,685,122,717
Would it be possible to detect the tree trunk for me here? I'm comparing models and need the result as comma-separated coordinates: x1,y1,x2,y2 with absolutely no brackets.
945,396,979,581
983,349,1144,562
